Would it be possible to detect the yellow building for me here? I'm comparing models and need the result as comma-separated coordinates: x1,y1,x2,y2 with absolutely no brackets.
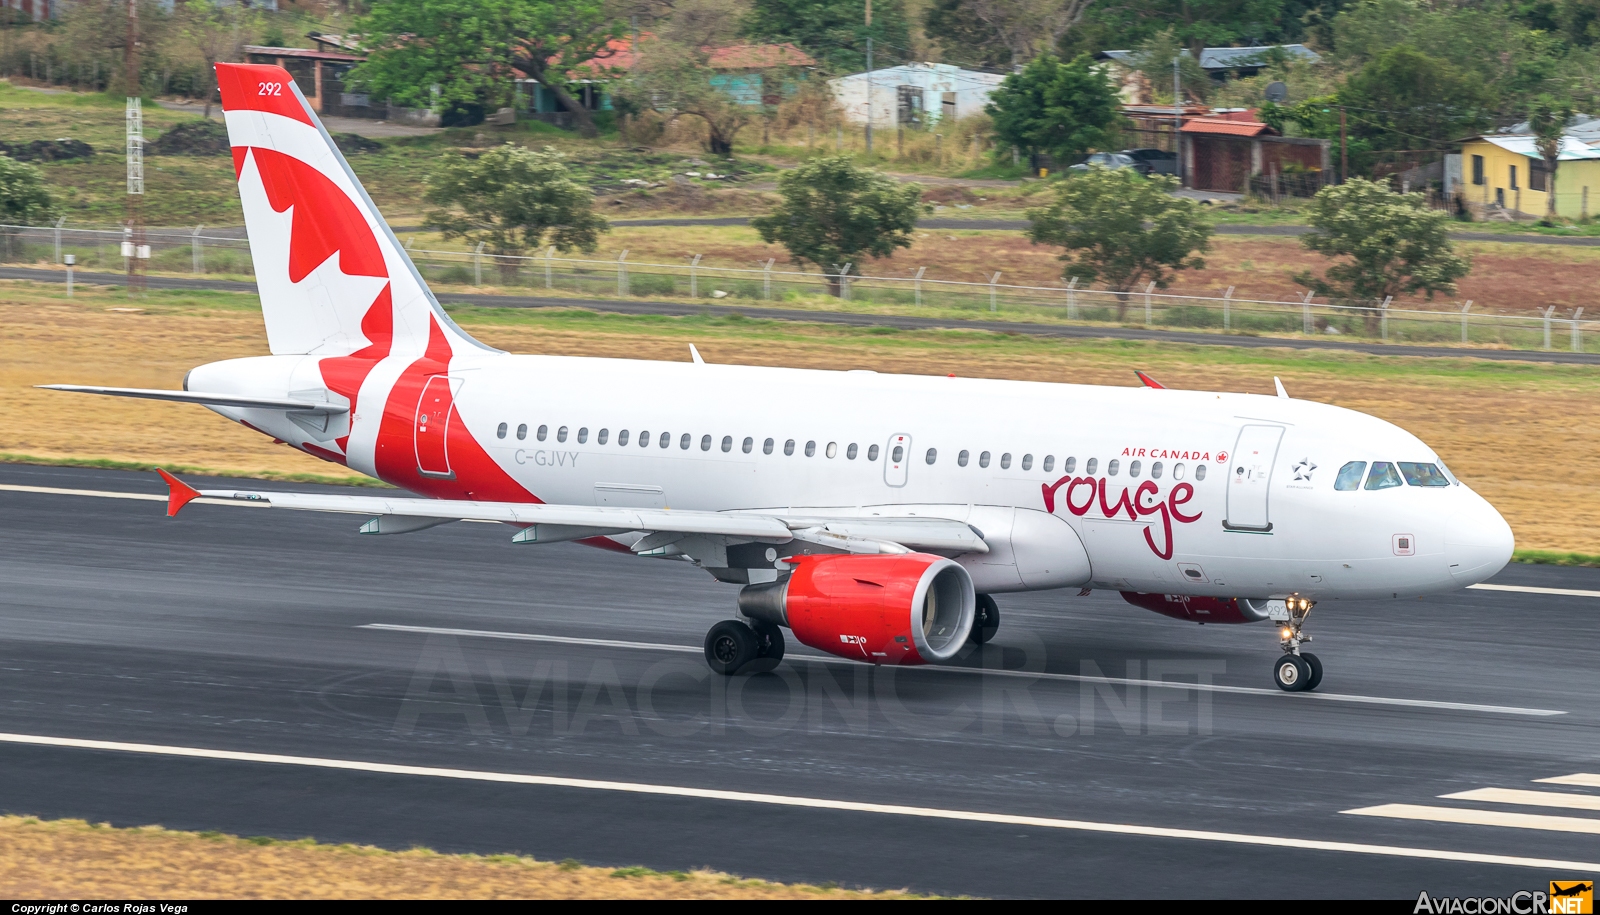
1457,135,1600,219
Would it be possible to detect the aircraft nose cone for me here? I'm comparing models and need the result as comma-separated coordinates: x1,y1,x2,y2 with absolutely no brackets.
1445,490,1514,585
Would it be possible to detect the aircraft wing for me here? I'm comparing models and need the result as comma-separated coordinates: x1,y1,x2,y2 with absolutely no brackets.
156,471,989,555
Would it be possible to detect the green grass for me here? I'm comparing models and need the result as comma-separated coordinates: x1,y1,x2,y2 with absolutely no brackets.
1513,549,1600,568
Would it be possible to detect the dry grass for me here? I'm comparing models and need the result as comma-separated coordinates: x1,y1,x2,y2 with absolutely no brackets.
0,816,913,899
4,280,1598,550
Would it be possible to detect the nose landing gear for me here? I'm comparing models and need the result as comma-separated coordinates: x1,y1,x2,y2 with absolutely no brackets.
1270,595,1322,692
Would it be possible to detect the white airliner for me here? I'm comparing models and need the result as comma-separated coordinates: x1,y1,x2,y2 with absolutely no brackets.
44,63,1514,692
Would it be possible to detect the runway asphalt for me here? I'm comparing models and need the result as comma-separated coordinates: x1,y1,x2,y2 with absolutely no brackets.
5,265,1597,367
2,462,1598,898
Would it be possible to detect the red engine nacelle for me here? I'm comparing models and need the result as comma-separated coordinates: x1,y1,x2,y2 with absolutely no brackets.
738,553,976,664
1120,591,1272,624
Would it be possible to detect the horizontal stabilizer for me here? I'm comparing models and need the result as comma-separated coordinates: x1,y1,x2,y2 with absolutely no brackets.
39,385,347,415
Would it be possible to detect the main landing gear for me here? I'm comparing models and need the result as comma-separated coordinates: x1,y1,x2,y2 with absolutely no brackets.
704,618,785,675
1271,595,1322,692
969,594,1000,645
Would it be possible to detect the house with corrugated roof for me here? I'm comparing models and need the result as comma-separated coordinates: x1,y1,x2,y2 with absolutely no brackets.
1456,133,1600,219
1175,110,1331,194
828,63,1006,128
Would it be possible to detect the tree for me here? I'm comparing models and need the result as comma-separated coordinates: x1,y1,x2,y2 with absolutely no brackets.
743,0,911,73
618,0,755,156
0,155,59,261
423,145,608,282
170,0,256,118
1127,27,1211,104
987,54,1122,167
1292,178,1470,332
963,0,1098,69
1337,45,1494,153
352,0,621,138
751,157,924,297
923,0,1011,69
1529,94,1575,224
1025,166,1211,320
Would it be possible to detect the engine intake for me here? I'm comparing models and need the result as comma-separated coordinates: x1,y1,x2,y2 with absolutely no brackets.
1120,591,1272,624
739,553,976,664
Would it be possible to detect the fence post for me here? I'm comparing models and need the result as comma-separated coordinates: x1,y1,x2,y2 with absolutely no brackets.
1380,296,1392,341
913,266,926,306
1066,276,1078,320
64,253,74,297
1544,306,1555,350
1460,300,1472,344
764,258,775,300
53,216,65,263
690,253,702,298
545,245,554,289
473,242,485,285
1302,290,1313,334
990,272,1002,312
617,249,629,297
1573,307,1585,353
1223,286,1233,330
839,263,852,300
1144,281,1155,326
191,225,204,275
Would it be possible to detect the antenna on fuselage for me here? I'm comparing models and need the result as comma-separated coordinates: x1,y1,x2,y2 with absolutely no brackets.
1274,377,1290,399
689,344,706,365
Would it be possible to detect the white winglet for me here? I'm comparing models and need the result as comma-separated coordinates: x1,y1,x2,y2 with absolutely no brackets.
1274,377,1289,399
689,344,706,365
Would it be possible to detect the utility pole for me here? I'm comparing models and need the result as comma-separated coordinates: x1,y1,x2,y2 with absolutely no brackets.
1173,55,1183,186
125,0,144,295
1339,106,1348,184
864,0,873,154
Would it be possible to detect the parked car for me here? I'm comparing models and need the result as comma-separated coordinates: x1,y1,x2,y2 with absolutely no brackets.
1069,152,1145,174
1121,148,1179,176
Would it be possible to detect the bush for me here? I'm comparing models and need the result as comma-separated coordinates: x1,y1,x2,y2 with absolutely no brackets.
630,273,677,297
1158,305,1223,328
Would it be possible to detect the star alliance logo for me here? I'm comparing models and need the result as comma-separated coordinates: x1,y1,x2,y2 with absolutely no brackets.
1292,458,1317,481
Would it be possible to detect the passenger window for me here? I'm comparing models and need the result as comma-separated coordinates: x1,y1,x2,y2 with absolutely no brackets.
1129,460,1141,478
517,423,527,441
784,439,795,456
979,451,991,468
805,440,816,457
1334,461,1366,491
638,430,648,447
557,426,568,443
958,450,969,467
722,435,733,453
496,422,507,439
1195,464,1206,481
868,444,880,461
598,428,609,445
1399,462,1450,487
1172,462,1184,480
1000,453,1011,470
537,424,548,442
577,427,588,444
1043,455,1054,472
925,448,937,465
1365,461,1403,490
744,437,754,454
763,437,774,455
847,443,858,459
618,430,630,446
679,433,690,449
826,442,838,458
661,432,672,448
1151,461,1162,479
891,445,904,463
1021,454,1033,471
1108,459,1120,476
701,434,712,451
1085,458,1098,474
1065,457,1077,474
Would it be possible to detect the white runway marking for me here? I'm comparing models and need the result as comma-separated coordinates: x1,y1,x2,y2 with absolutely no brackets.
1344,803,1600,835
1468,583,1600,598
1441,788,1600,811
360,623,1567,717
1537,773,1600,788
1,730,1597,873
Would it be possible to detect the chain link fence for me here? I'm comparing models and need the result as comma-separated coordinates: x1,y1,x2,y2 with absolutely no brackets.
1,221,1592,354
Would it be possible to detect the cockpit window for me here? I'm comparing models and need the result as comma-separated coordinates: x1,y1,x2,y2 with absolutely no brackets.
1399,462,1451,487
1364,461,1403,490
1334,461,1366,491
